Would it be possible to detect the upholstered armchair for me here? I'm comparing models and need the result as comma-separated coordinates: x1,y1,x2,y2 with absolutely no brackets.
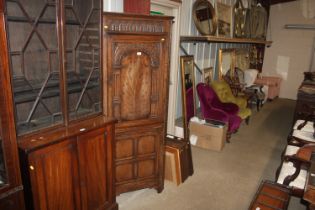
211,80,251,123
196,83,242,141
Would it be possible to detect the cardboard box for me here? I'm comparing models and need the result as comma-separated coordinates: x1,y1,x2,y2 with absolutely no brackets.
189,120,227,151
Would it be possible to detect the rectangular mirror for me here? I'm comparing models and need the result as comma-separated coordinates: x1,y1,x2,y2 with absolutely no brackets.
180,55,196,140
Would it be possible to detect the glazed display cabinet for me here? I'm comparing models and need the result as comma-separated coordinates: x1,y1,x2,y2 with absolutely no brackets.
103,12,173,194
1,0,117,209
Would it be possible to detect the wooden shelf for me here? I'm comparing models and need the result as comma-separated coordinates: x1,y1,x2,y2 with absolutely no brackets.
180,35,272,45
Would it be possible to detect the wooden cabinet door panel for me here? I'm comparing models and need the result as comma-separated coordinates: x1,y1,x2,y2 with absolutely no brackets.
115,126,163,187
107,36,168,123
28,140,80,210
77,128,111,210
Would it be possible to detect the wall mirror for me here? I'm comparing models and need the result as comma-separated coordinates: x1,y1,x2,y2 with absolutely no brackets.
180,55,196,140
192,0,217,35
218,48,236,79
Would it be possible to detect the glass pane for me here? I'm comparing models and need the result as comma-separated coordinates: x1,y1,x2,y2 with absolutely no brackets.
65,0,102,120
0,117,7,187
5,0,63,135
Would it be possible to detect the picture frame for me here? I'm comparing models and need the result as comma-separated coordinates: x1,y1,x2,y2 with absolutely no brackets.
203,67,213,86
216,2,233,38
218,48,236,79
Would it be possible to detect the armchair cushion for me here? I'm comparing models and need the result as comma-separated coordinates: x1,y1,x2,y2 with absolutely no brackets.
211,80,251,120
293,120,314,133
276,161,307,189
285,145,300,156
292,130,315,142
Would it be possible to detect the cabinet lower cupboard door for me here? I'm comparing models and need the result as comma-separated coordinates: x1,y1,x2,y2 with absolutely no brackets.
20,123,118,210
77,128,116,210
115,125,164,194
27,140,80,210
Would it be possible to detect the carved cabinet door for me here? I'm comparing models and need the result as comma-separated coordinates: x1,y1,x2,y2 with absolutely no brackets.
106,35,169,124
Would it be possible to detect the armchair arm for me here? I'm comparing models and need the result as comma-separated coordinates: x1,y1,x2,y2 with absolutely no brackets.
211,100,239,115
203,107,230,123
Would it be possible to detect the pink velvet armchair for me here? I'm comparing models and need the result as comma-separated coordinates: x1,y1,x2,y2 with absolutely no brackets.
196,83,242,141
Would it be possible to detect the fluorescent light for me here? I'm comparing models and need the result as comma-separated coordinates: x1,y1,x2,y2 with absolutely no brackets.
284,24,315,30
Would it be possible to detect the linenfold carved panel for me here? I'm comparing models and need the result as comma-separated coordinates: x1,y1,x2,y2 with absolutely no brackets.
106,20,164,33
112,42,161,121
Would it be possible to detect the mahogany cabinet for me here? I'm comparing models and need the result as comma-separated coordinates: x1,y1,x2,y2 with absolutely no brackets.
0,2,25,209
103,12,173,194
1,0,118,209
19,117,118,210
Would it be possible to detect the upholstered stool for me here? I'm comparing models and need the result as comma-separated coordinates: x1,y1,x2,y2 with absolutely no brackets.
255,76,282,100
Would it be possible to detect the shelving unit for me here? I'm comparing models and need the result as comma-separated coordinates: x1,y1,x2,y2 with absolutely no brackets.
180,35,272,45
180,35,272,75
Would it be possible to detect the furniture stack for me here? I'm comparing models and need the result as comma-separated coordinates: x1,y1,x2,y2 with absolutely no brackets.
250,73,315,209
0,0,173,209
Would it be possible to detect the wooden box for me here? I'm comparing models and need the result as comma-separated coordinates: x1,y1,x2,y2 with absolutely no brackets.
164,136,193,185
249,180,290,210
124,0,150,15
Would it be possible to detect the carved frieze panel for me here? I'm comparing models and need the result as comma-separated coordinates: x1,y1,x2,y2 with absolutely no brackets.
105,19,164,33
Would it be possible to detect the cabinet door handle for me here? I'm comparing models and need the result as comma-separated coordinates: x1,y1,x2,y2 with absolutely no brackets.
161,38,165,42
29,165,35,171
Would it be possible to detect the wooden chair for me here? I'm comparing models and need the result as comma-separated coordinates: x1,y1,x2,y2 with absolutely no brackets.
223,68,265,111
275,144,314,197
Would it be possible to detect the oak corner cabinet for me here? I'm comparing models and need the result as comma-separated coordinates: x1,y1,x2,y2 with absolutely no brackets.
102,12,173,194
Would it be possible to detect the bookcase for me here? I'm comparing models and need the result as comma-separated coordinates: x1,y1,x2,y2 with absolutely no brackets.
0,0,117,209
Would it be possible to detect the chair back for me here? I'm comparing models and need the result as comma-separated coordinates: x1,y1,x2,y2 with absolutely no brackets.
244,69,258,87
211,80,235,103
196,83,218,118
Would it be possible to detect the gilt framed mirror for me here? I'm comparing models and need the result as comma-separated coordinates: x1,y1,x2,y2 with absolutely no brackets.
218,48,236,79
180,55,196,140
192,0,217,35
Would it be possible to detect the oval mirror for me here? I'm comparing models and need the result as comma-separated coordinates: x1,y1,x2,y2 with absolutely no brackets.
192,0,217,35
